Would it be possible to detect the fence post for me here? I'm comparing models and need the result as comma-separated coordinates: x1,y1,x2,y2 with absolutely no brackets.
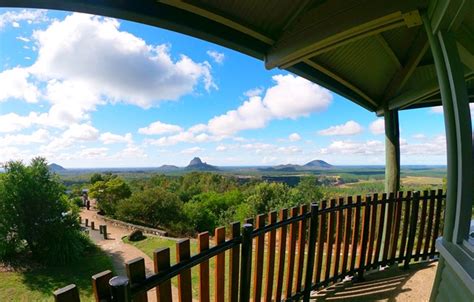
126,258,147,302
103,225,108,239
303,203,319,301
85,219,89,227
53,284,80,302
109,276,131,302
92,270,113,302
153,248,172,302
404,191,420,269
239,223,253,302
79,217,82,225
99,225,103,234
91,221,95,230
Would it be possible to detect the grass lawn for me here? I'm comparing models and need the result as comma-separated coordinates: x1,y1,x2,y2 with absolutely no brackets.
0,246,114,302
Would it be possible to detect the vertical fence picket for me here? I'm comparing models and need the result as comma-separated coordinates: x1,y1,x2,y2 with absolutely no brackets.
126,258,148,302
313,201,327,285
324,199,336,283
415,191,429,261
374,193,386,267
53,284,81,302
295,205,308,293
399,191,412,262
240,224,253,302
430,189,443,257
176,239,192,302
284,207,299,299
350,196,361,273
422,190,436,260
154,248,172,302
366,193,378,267
215,227,226,302
382,193,395,265
390,192,403,264
198,232,210,302
332,198,344,280
264,212,277,302
303,203,319,301
357,195,371,280
253,215,266,302
229,222,240,302
92,270,113,302
274,209,288,301
341,196,353,275
404,191,420,269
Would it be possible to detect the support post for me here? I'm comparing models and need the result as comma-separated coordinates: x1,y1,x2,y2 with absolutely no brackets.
239,224,253,302
384,109,400,194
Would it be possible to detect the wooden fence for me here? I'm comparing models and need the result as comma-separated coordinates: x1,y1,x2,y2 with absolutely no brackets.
54,190,445,302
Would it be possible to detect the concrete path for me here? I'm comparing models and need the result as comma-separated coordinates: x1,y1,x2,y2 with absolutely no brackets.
80,209,179,301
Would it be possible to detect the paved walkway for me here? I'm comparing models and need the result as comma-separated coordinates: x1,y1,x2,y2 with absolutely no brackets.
80,209,179,301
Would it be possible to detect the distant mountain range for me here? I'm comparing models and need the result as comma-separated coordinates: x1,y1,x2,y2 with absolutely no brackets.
48,163,66,172
260,159,333,172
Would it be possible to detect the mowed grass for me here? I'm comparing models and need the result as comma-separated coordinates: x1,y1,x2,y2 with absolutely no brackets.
0,246,114,302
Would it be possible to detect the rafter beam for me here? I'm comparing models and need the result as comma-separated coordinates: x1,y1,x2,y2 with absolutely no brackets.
304,59,377,107
265,1,423,69
382,30,429,103
428,0,472,34
457,42,474,71
375,34,401,69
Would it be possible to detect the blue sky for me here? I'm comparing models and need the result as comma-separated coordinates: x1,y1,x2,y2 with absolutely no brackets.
0,8,470,168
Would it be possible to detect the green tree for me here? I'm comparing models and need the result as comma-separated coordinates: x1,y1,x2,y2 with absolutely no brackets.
115,187,183,229
294,176,324,203
90,173,104,184
89,176,131,215
0,157,90,264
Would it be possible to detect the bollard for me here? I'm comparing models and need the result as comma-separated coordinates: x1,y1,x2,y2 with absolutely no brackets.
99,225,104,234
109,276,130,302
85,218,89,227
91,221,95,230
103,225,108,239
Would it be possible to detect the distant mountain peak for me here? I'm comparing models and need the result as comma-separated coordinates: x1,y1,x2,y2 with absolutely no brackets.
186,157,219,171
48,163,66,172
304,159,332,168
188,157,203,166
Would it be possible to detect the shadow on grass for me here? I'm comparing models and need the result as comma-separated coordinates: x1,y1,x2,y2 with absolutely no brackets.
17,245,116,299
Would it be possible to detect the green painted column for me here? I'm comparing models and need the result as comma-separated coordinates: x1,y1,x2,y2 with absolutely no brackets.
384,109,400,194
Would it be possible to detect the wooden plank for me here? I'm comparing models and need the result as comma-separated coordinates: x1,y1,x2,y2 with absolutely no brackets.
382,193,395,265
390,192,403,263
366,194,378,267
154,248,172,302
430,189,443,256
214,227,226,302
264,212,277,302
53,284,80,302
253,214,266,302
357,195,372,279
295,205,308,293
303,203,319,301
374,193,387,267
399,191,412,261
415,191,429,261
239,224,254,302
229,222,240,302
126,257,148,302
91,270,112,302
176,239,192,302
350,196,362,272
274,208,288,301
404,191,420,268
284,207,299,299
324,199,336,283
341,196,353,275
198,232,210,302
313,200,327,285
422,190,436,260
332,198,344,279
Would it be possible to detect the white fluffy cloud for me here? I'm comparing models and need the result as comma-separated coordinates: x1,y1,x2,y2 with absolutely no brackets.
100,132,133,144
207,50,225,64
0,9,48,30
288,133,301,141
0,129,50,146
138,121,183,135
207,74,332,135
318,120,363,136
30,13,215,108
180,146,204,154
321,140,385,155
369,118,385,135
0,68,40,103
431,104,474,115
